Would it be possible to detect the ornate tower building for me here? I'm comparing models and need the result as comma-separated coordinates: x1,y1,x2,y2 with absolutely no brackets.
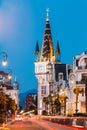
34,9,60,115
34,9,70,115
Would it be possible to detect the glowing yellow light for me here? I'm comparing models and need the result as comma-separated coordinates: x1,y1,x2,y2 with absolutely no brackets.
8,74,12,80
2,59,7,66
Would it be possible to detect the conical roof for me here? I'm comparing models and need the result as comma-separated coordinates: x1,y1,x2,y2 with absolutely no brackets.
56,41,60,55
40,9,55,61
13,77,19,90
35,41,40,55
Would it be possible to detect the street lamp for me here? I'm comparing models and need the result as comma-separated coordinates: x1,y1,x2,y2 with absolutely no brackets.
7,69,12,80
0,52,8,66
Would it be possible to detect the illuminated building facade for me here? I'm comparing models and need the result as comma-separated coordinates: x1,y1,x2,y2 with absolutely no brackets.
34,9,72,115
68,51,87,114
0,71,19,106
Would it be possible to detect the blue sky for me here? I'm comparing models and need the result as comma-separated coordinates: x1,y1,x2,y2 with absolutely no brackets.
0,0,87,93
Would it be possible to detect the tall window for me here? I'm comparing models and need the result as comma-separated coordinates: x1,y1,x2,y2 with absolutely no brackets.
41,86,46,96
49,84,53,93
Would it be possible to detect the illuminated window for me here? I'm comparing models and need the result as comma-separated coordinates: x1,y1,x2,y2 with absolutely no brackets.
58,73,63,80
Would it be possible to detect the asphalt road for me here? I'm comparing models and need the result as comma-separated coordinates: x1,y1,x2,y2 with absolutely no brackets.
4,120,48,130
3,117,82,130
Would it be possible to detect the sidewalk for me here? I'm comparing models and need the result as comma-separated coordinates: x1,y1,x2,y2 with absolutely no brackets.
0,119,14,130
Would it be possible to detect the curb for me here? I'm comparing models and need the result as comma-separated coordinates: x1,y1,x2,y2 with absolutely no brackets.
72,125,86,130
42,118,86,130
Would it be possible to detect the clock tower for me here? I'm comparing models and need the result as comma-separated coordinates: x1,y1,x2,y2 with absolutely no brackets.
34,9,61,115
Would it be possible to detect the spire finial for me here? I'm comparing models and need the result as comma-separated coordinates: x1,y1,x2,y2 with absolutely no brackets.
46,8,50,21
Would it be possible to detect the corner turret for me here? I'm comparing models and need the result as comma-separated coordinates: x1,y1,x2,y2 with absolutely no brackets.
13,77,19,90
55,41,61,62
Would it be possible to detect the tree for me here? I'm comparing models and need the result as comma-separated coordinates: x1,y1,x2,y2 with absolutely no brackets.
0,89,17,124
6,96,17,114
0,90,9,124
54,96,61,115
43,94,58,115
0,91,8,113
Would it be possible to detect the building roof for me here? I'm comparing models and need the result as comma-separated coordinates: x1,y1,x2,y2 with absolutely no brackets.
35,41,40,55
0,83,13,90
0,71,7,75
56,41,60,56
54,64,67,81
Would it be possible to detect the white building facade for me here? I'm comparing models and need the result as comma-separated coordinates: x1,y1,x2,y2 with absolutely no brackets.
68,51,87,114
34,10,72,115
35,10,87,116
0,71,19,106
